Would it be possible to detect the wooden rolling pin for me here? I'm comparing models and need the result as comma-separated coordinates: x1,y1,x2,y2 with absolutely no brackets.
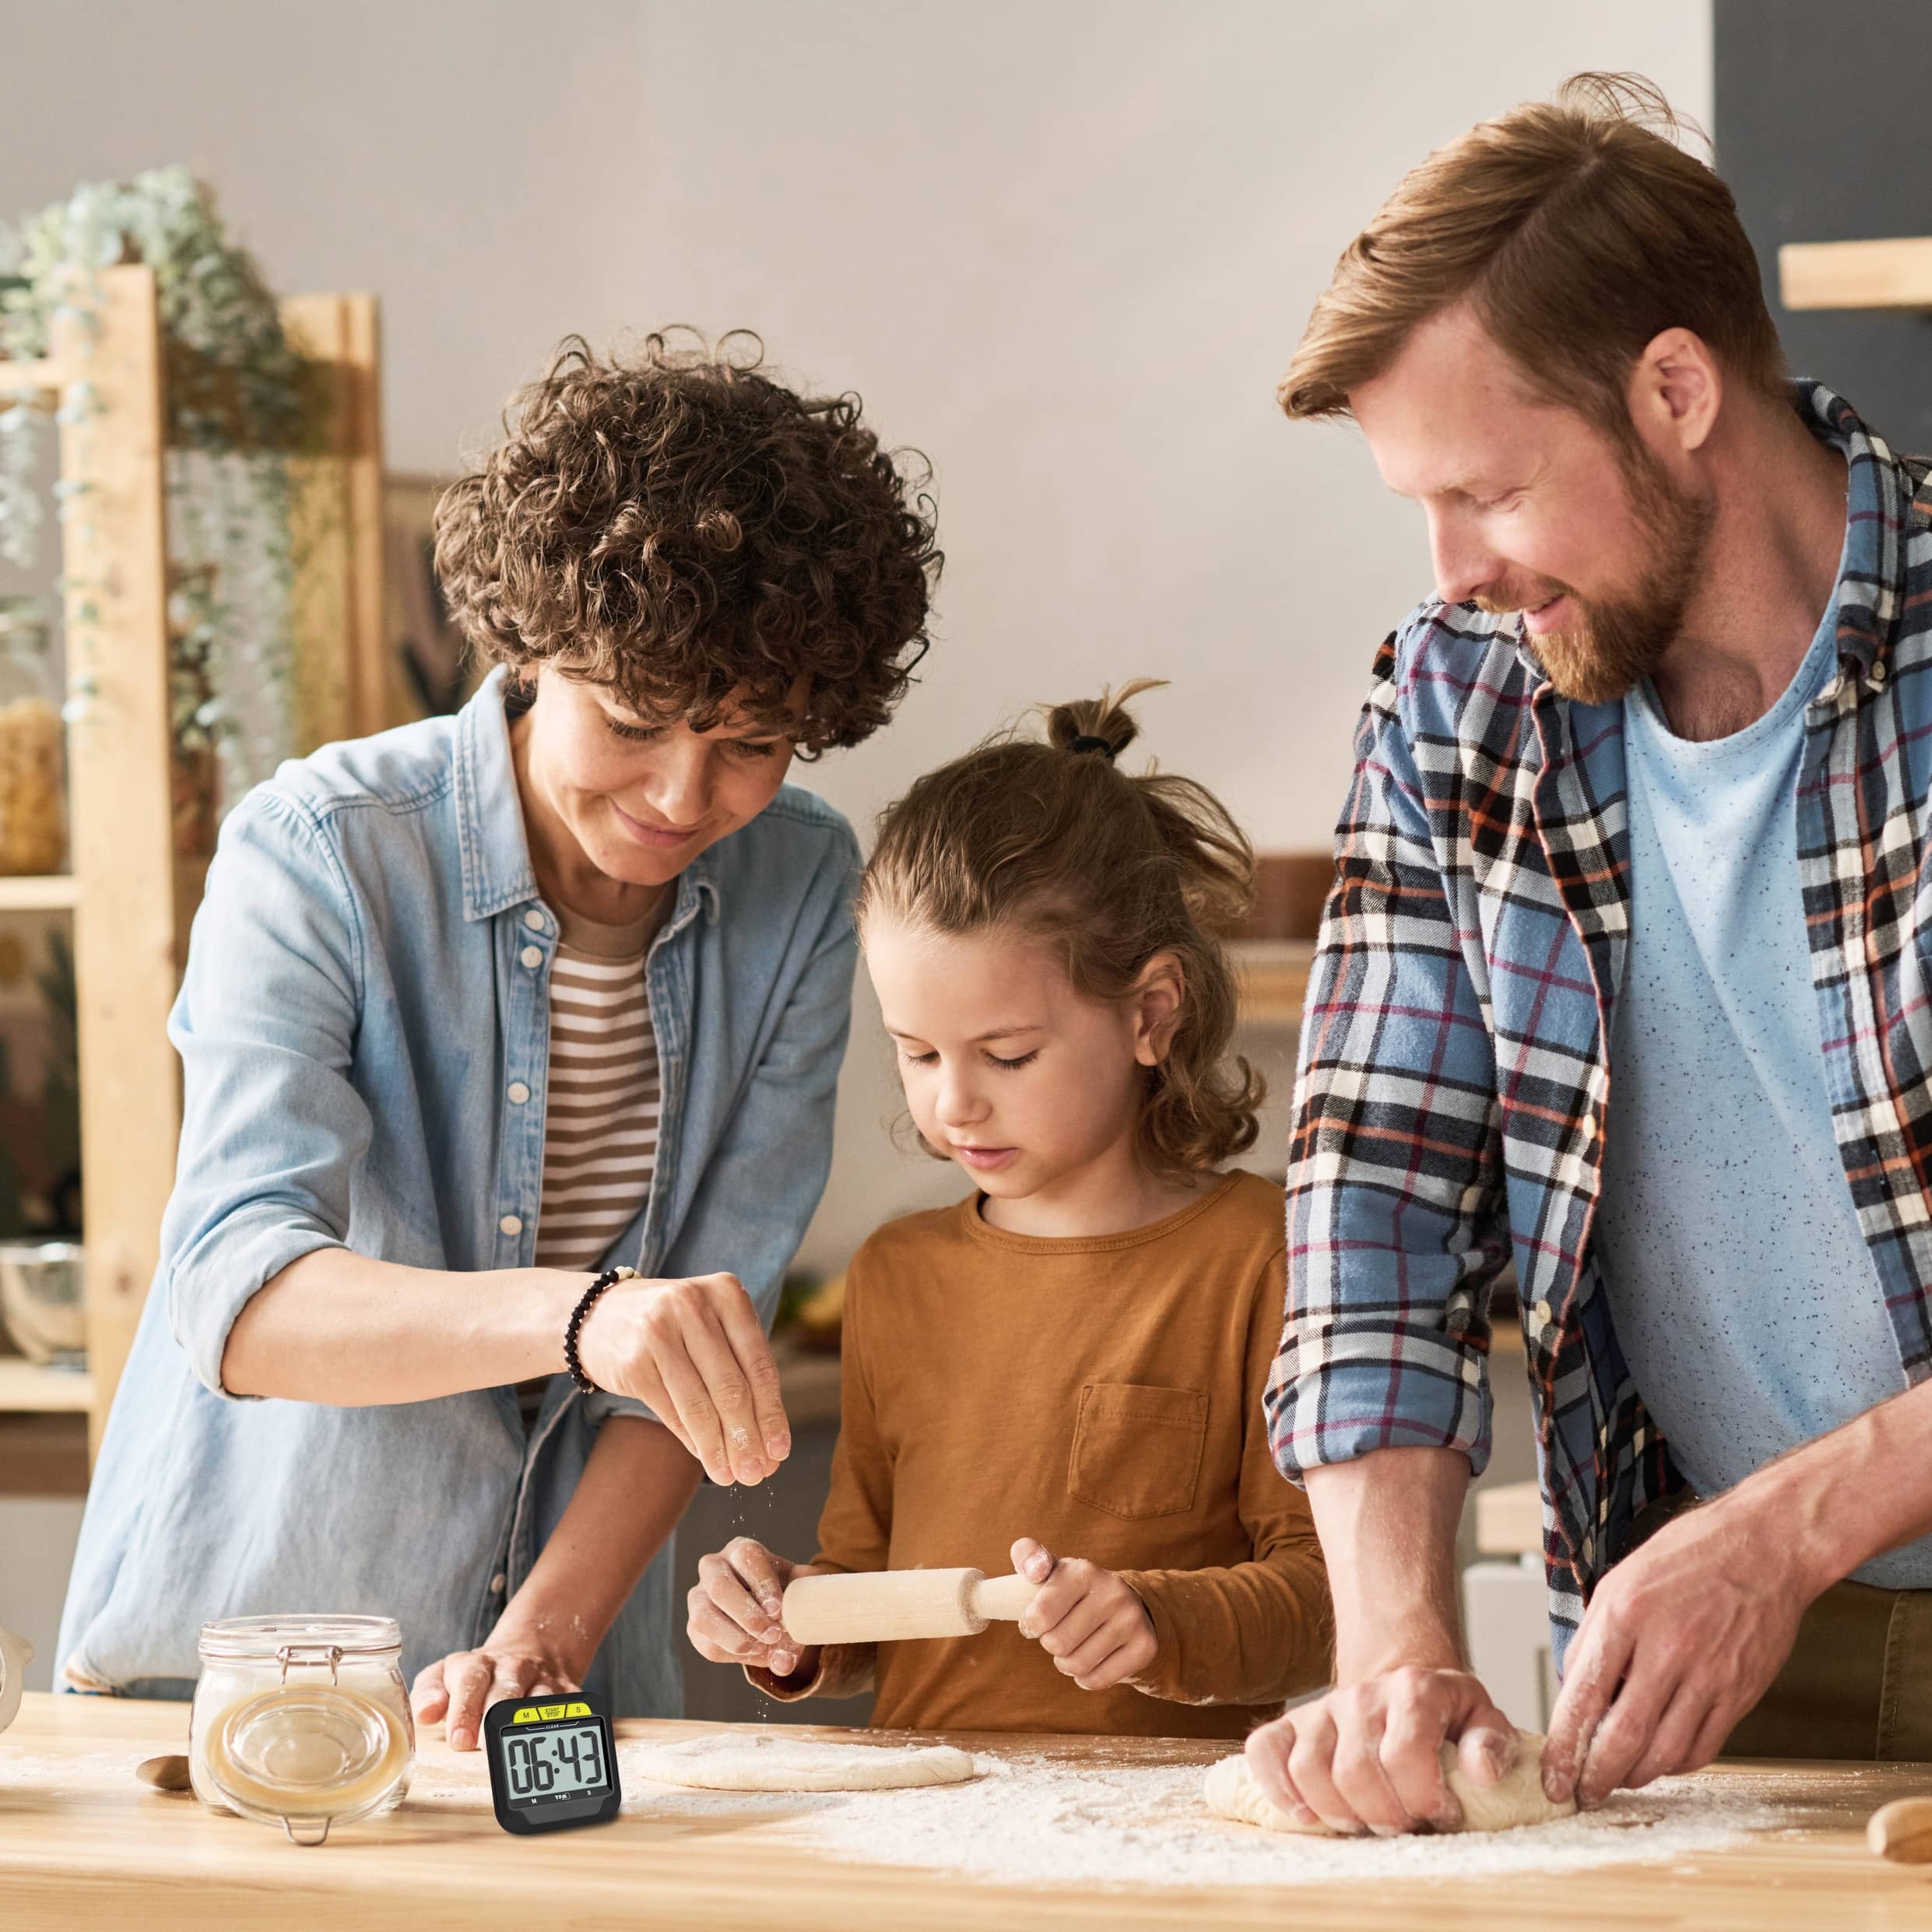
1869,1798,1932,1862
781,1567,1038,1645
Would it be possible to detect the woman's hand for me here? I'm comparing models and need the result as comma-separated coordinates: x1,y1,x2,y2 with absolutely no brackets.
1009,1537,1158,1690
413,1622,591,1753
687,1538,823,1680
577,1271,792,1488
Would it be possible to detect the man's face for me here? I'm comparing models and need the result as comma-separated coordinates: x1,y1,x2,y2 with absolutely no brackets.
1351,304,1714,704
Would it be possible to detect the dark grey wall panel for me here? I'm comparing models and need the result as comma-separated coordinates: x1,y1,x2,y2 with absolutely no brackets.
1715,0,1932,450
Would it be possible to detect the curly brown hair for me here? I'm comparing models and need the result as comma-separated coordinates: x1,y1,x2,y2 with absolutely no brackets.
434,329,941,753
860,680,1265,1177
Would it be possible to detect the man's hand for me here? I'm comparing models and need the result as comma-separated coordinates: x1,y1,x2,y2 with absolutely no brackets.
1009,1537,1158,1691
576,1272,791,1488
413,1623,588,1753
1543,1491,1811,1804
1243,1667,1516,1835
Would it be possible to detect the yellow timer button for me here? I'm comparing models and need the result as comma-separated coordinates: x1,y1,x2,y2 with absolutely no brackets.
565,1702,591,1717
539,1704,567,1720
512,1707,541,1723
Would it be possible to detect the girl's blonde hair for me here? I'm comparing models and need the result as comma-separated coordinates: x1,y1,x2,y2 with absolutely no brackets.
860,680,1263,1175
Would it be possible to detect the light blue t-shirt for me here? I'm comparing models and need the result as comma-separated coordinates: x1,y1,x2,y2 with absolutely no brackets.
1595,455,1932,1589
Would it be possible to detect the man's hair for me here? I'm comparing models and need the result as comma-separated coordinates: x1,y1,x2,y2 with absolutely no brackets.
1279,72,1785,434
435,329,941,755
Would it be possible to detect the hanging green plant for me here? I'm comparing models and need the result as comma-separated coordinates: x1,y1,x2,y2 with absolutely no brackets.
0,167,328,816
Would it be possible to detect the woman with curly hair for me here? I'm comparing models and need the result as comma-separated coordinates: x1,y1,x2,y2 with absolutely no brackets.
58,332,940,1747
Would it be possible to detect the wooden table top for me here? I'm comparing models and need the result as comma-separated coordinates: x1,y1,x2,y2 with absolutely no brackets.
4,1692,1932,1930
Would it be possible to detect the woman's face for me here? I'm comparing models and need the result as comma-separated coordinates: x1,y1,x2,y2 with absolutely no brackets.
519,666,800,887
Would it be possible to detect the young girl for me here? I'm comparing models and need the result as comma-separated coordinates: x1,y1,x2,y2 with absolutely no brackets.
686,682,1332,1737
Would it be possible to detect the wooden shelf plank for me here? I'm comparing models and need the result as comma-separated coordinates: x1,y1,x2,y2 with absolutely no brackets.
0,357,67,399
0,1357,95,1413
0,874,79,912
1779,236,1932,311
1230,938,1313,1026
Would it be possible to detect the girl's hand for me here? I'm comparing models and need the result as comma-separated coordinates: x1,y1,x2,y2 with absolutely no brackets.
413,1623,588,1753
687,1538,821,1679
575,1272,792,1489
1010,1537,1158,1691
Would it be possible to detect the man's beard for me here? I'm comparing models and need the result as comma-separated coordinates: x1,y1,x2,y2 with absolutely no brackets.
1478,444,1716,706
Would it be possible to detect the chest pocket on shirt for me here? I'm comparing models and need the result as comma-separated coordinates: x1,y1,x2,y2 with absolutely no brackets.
1067,1382,1207,1520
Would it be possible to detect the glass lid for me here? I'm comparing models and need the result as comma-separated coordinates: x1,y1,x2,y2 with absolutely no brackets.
205,1685,409,1837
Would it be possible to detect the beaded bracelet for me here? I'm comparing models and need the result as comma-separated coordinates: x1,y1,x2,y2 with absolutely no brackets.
564,1266,637,1393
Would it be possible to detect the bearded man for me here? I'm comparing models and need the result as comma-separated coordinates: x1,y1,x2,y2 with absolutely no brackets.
1252,72,1932,1835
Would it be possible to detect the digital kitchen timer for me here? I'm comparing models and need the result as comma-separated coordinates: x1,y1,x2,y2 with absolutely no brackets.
483,1691,621,1835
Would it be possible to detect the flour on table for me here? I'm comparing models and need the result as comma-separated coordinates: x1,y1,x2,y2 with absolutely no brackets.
1205,1730,1575,1835
611,1744,1776,1889
627,1730,977,1793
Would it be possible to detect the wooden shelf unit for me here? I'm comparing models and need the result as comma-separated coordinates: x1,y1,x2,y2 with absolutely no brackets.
1779,235,1932,312
0,265,385,1451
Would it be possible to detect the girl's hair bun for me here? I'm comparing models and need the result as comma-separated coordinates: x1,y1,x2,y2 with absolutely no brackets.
1045,676,1162,764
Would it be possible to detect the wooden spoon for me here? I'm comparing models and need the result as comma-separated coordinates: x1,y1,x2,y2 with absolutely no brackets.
135,1754,191,1793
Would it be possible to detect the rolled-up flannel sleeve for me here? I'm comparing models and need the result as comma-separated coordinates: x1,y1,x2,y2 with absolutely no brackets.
1265,632,1507,1483
163,790,367,1397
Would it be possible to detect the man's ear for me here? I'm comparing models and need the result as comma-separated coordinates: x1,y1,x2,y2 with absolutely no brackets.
1130,951,1186,1067
1629,328,1722,458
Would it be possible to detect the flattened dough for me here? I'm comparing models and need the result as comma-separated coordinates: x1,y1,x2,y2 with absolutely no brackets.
631,1731,978,1793
1204,1731,1575,1835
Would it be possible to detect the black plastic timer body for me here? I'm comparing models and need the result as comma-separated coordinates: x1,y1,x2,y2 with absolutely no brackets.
483,1691,623,1835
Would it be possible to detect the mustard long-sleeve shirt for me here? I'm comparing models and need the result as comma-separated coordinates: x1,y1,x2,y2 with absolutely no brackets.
752,1170,1333,1735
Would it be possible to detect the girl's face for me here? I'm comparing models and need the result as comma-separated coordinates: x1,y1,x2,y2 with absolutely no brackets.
864,914,1181,1204
519,666,799,887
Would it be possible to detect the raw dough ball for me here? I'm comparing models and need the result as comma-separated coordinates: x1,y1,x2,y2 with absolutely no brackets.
631,1731,978,1793
1203,1731,1575,1835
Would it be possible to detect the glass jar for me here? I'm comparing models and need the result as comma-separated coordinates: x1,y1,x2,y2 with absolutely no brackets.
190,1614,414,1845
0,599,65,877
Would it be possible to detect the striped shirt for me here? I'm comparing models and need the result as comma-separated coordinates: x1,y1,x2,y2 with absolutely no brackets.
1266,383,1932,1663
518,898,663,1429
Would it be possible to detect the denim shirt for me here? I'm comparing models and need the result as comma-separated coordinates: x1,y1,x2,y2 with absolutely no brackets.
58,671,859,1710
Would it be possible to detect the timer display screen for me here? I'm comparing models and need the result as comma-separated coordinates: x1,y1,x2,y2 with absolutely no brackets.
499,1719,609,1803
484,1695,622,1832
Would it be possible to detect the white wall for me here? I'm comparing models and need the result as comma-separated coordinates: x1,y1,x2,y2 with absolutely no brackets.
0,1,651,477
0,2,1712,1273
629,0,1712,1266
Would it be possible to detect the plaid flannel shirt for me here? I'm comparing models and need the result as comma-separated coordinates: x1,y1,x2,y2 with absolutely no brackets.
1266,383,1932,1660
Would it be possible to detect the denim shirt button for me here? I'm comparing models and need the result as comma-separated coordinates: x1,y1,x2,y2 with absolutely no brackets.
523,908,546,931
499,1214,523,1236
520,945,543,968
507,1081,530,1105
489,1572,507,1594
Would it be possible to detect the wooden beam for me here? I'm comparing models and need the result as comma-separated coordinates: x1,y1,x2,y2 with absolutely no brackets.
1779,236,1932,312
282,293,395,751
56,265,181,1457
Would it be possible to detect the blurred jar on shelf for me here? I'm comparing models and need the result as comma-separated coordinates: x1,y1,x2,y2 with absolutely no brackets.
0,599,65,876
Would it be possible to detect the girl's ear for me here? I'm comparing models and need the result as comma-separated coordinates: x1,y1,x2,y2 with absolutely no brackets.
1129,951,1186,1067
